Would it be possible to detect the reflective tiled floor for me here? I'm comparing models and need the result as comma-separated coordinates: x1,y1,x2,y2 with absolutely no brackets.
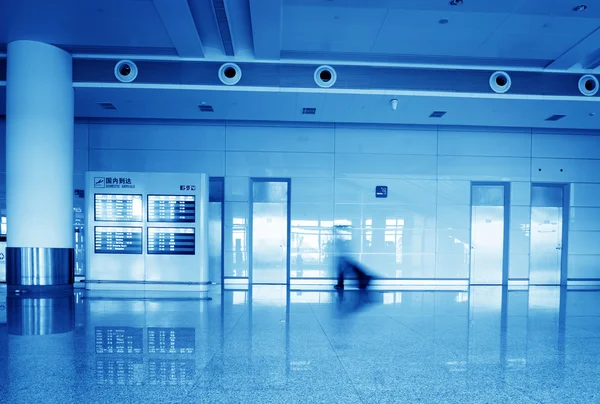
1,284,600,403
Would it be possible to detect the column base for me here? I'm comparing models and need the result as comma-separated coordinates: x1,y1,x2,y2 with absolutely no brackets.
6,247,74,287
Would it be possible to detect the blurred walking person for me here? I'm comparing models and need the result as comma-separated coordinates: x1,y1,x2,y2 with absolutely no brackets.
332,225,372,290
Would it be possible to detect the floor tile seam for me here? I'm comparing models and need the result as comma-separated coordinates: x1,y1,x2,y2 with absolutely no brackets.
182,307,250,399
307,303,366,404
499,378,547,403
383,314,474,358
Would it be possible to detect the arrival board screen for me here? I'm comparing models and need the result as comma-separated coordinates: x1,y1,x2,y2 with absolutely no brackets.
95,226,143,254
147,227,195,255
147,195,195,223
95,194,143,222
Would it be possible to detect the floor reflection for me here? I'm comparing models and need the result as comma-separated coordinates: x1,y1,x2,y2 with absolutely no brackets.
0,284,599,403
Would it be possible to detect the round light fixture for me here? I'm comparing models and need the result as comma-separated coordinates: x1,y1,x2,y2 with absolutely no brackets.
314,65,337,88
578,74,599,96
450,0,463,5
439,18,449,24
218,63,242,85
114,60,138,83
573,4,588,12
489,71,511,94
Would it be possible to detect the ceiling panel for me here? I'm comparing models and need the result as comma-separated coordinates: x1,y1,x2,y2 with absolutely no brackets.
283,0,524,14
372,10,509,57
281,5,388,53
0,0,174,50
516,0,600,18
477,14,600,59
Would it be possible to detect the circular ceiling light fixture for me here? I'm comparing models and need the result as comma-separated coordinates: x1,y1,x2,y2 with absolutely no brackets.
579,74,599,96
489,71,512,94
449,0,463,5
314,65,337,88
439,18,449,24
218,63,242,85
114,60,138,83
573,4,588,12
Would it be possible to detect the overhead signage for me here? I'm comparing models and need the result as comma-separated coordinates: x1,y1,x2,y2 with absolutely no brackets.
95,176,136,189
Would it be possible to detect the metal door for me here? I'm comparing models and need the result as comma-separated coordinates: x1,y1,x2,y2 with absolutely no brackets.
530,185,564,285
470,184,507,284
250,180,290,284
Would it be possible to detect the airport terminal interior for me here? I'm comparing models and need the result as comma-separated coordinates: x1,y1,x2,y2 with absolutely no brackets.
1,0,600,403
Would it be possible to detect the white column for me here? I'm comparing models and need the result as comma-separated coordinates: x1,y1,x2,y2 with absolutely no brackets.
6,40,74,286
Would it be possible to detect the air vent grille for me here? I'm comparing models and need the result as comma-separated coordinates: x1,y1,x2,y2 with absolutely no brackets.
546,114,566,121
302,107,316,115
199,105,214,112
98,102,117,110
429,111,447,118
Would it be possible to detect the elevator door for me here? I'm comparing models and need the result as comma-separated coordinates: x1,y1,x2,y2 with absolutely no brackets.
530,185,564,285
251,180,290,284
470,184,507,285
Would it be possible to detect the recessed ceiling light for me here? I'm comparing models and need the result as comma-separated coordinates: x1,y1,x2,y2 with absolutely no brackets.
439,19,449,24
590,112,595,116
449,0,463,5
573,4,587,12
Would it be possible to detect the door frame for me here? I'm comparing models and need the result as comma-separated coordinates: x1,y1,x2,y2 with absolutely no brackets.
208,177,225,285
248,178,292,285
469,182,511,285
530,183,570,286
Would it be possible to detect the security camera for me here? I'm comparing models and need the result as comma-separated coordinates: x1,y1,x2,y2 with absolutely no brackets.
314,65,337,88
489,71,511,94
114,60,138,83
219,63,242,85
579,74,599,96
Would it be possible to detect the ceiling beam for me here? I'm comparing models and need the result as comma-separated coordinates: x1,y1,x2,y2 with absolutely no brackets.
153,0,205,58
222,0,255,58
248,0,282,60
545,27,600,71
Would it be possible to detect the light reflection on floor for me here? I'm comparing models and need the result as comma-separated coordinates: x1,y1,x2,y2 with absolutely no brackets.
0,284,599,403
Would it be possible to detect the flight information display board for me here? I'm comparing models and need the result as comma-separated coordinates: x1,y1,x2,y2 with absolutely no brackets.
147,228,195,255
95,227,143,254
147,195,195,223
95,194,143,222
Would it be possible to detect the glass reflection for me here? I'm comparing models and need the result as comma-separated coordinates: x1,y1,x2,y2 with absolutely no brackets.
0,284,589,403
7,289,75,335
